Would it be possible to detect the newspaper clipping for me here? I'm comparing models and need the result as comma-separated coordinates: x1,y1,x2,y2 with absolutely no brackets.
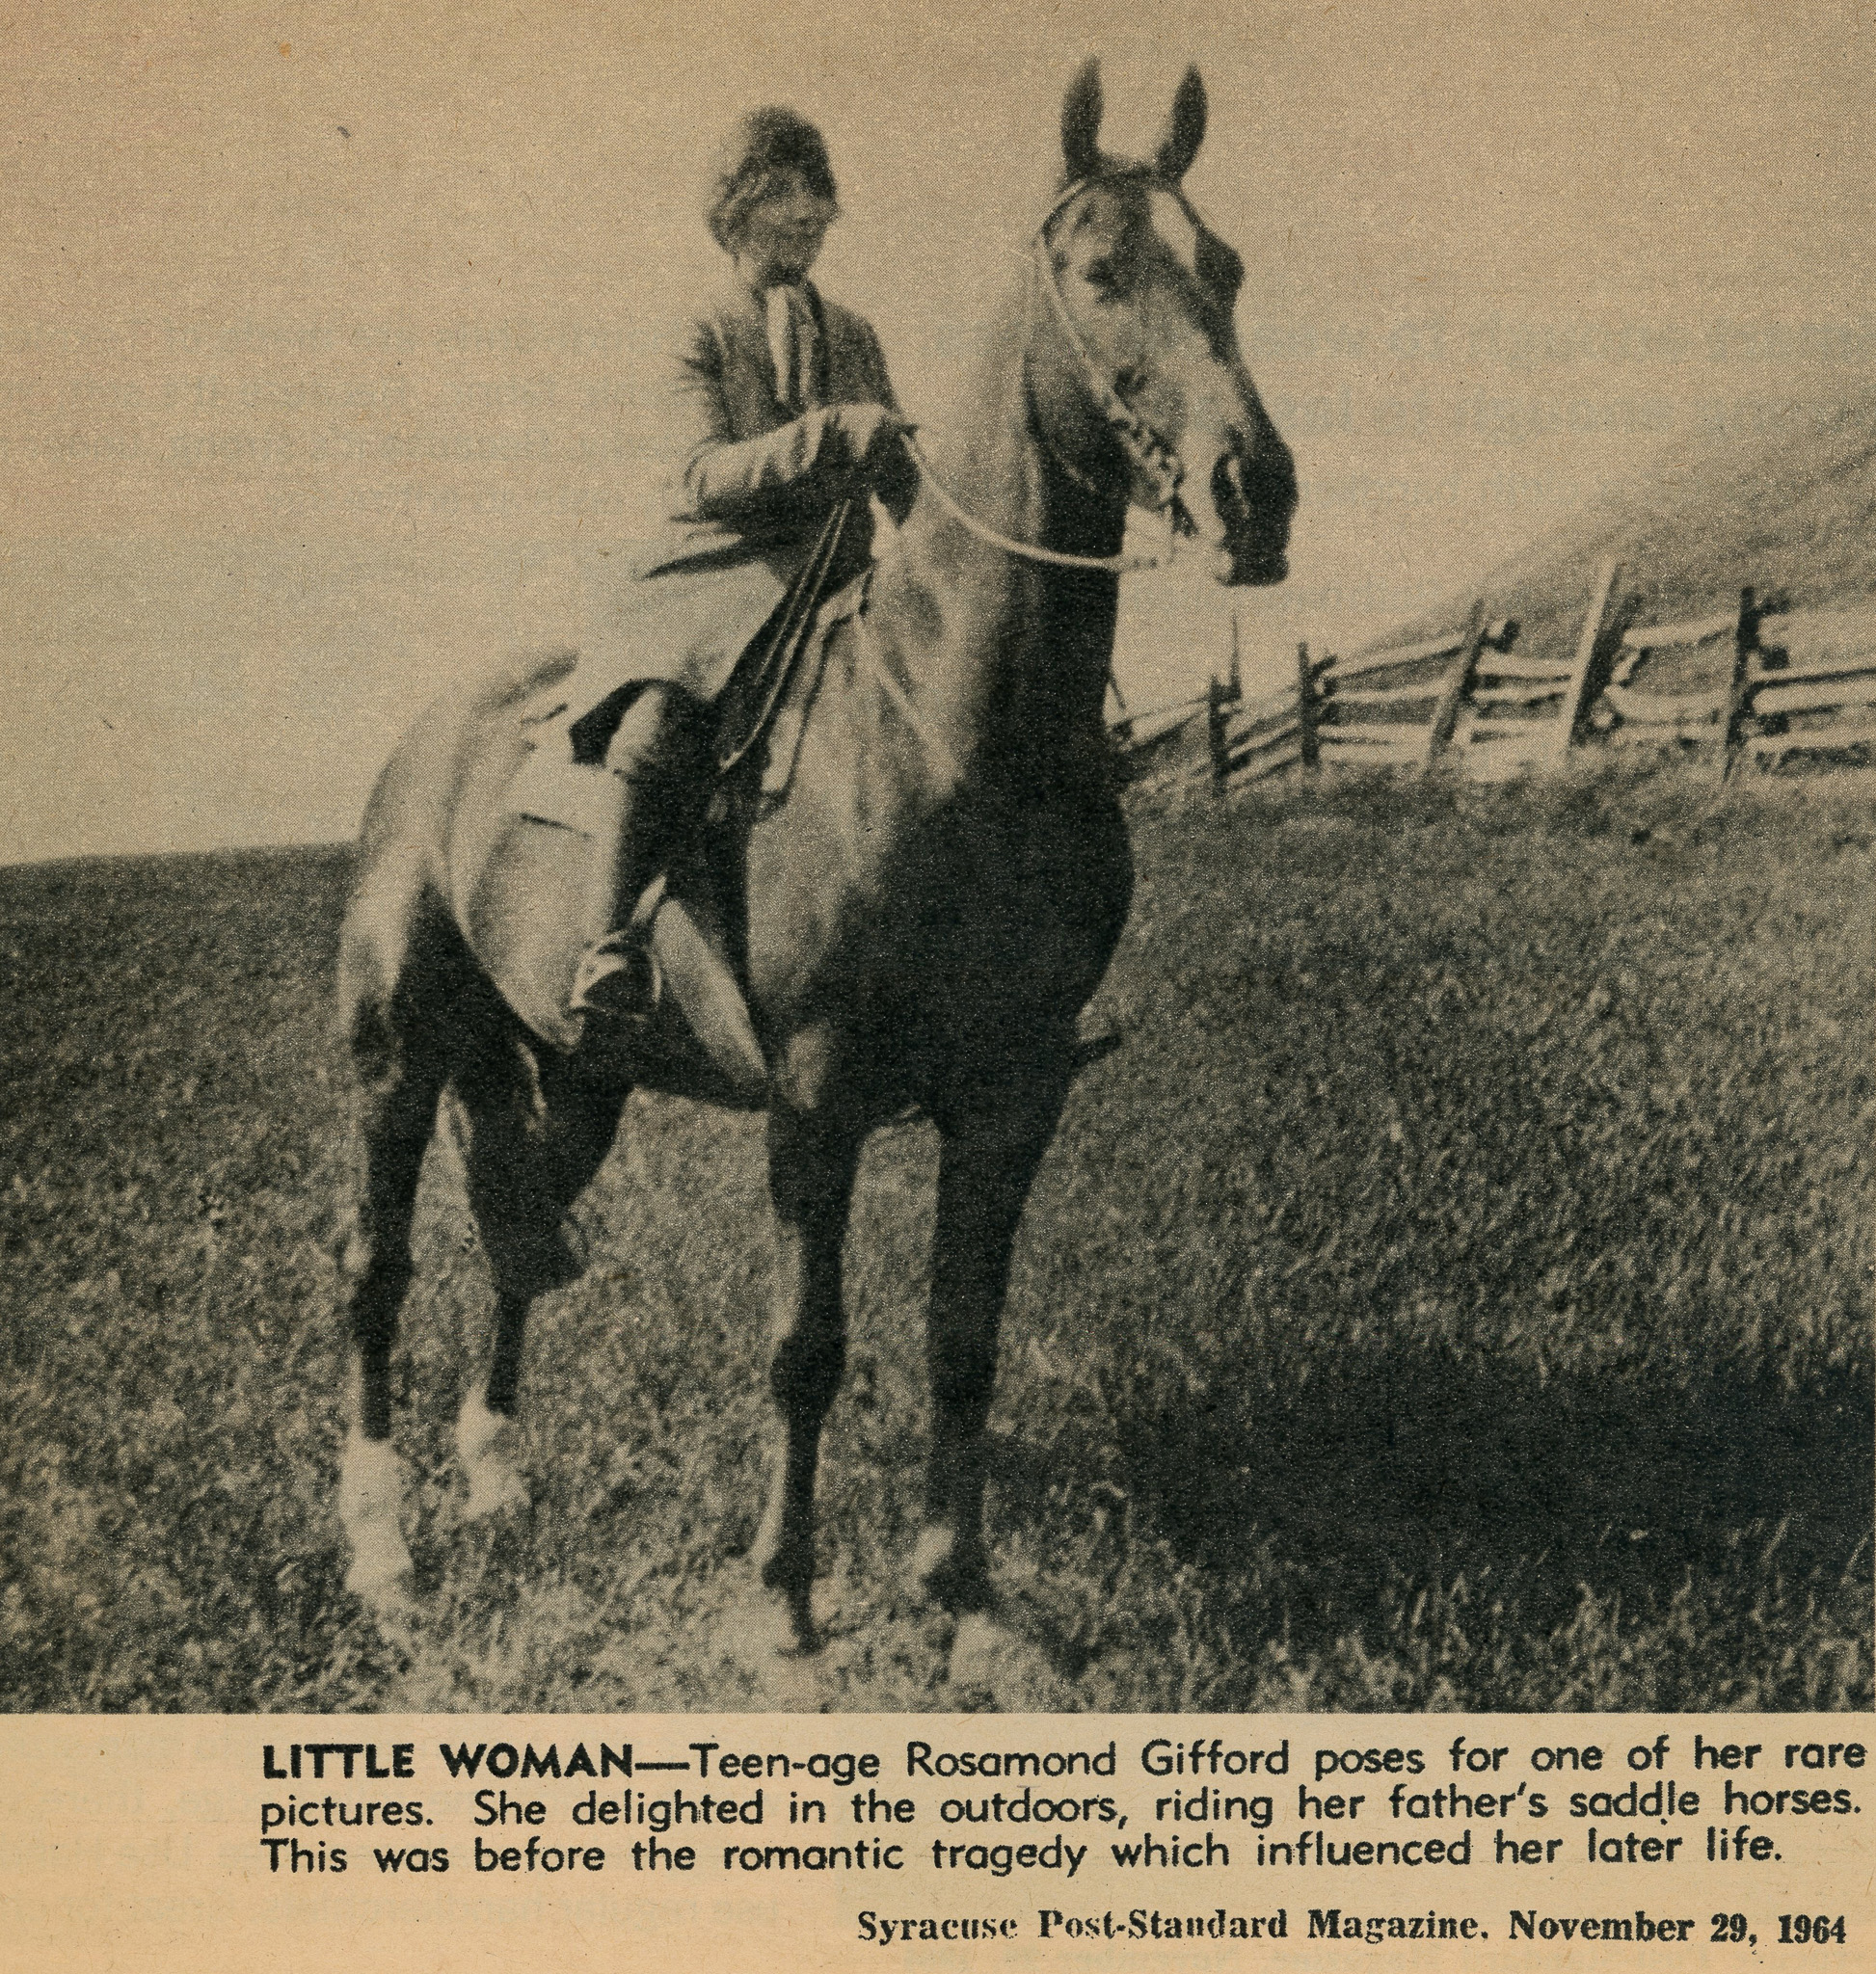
3,3,1870,1968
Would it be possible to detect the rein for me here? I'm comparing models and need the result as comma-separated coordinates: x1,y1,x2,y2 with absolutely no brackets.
900,431,1175,575
898,170,1194,578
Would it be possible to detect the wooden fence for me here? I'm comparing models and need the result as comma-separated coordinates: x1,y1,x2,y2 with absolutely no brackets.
1599,589,1876,773
1119,566,1876,794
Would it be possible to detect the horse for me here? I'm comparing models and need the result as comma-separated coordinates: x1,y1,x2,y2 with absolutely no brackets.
332,58,1296,1671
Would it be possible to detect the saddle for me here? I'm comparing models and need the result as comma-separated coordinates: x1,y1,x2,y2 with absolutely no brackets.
451,514,867,1101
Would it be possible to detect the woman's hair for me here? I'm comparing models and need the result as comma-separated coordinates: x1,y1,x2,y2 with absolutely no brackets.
705,106,839,252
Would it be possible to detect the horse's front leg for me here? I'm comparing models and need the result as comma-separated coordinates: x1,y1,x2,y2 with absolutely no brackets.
914,1069,1070,1614
748,1106,863,1651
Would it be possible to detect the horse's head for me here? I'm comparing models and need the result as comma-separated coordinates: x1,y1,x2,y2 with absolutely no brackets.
1029,60,1297,586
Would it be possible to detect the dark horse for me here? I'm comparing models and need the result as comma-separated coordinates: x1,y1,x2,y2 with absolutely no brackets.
334,61,1295,1668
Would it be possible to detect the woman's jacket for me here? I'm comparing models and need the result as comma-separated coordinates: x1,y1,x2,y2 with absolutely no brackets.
574,274,899,718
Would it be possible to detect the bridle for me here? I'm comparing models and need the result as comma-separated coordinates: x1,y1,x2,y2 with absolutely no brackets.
899,170,1207,577
1027,171,1194,520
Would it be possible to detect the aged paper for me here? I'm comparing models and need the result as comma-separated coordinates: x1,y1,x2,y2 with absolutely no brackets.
3,1,1870,1966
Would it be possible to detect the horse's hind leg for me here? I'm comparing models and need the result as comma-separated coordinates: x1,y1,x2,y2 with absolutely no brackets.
335,975,447,1614
746,1107,862,1652
915,1071,1070,1614
449,1042,622,1517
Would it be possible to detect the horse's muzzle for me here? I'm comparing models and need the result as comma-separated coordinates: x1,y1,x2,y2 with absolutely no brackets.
1211,447,1296,589
1228,545,1290,588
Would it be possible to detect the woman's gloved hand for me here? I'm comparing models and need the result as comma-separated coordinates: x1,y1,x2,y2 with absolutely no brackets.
831,403,919,521
827,402,910,469
683,402,916,520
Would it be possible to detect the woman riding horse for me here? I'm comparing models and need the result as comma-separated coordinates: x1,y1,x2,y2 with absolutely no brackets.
561,107,916,1034
335,62,1295,1664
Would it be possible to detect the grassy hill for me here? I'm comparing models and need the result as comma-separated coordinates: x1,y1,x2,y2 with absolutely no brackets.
1,771,1871,1712
1367,394,1876,673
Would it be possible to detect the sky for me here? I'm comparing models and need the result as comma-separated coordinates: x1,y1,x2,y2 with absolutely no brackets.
3,0,1870,861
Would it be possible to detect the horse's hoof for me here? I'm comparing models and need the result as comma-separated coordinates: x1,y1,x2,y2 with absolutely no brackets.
345,1554,417,1620
338,1431,416,1616
464,1466,529,1520
456,1392,530,1519
463,1458,530,1519
947,1610,1059,1708
726,1581,816,1656
720,1577,820,1707
910,1526,992,1614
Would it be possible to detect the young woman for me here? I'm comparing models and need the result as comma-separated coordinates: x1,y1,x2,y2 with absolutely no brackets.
564,107,911,1027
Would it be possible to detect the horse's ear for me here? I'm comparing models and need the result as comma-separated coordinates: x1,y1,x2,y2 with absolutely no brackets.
1154,66,1207,182
1061,56,1104,182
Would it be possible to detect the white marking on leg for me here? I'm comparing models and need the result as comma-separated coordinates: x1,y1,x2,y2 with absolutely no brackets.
456,1389,530,1518
910,1524,955,1596
339,1430,415,1612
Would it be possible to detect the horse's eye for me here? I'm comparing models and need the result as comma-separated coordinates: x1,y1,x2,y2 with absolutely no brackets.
1083,255,1121,295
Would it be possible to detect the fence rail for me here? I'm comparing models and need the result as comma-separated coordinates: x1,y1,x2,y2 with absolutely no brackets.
1118,568,1876,795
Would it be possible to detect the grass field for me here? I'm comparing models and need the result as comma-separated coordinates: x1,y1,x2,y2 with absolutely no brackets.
2,765,1870,1713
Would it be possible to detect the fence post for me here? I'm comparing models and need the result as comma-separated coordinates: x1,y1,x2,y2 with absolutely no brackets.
1207,675,1229,795
1721,586,1760,781
1105,670,1133,750
1425,598,1487,768
1296,641,1321,772
1555,559,1621,760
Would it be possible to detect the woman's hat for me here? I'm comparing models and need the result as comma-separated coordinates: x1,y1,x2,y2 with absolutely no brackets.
706,107,838,250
